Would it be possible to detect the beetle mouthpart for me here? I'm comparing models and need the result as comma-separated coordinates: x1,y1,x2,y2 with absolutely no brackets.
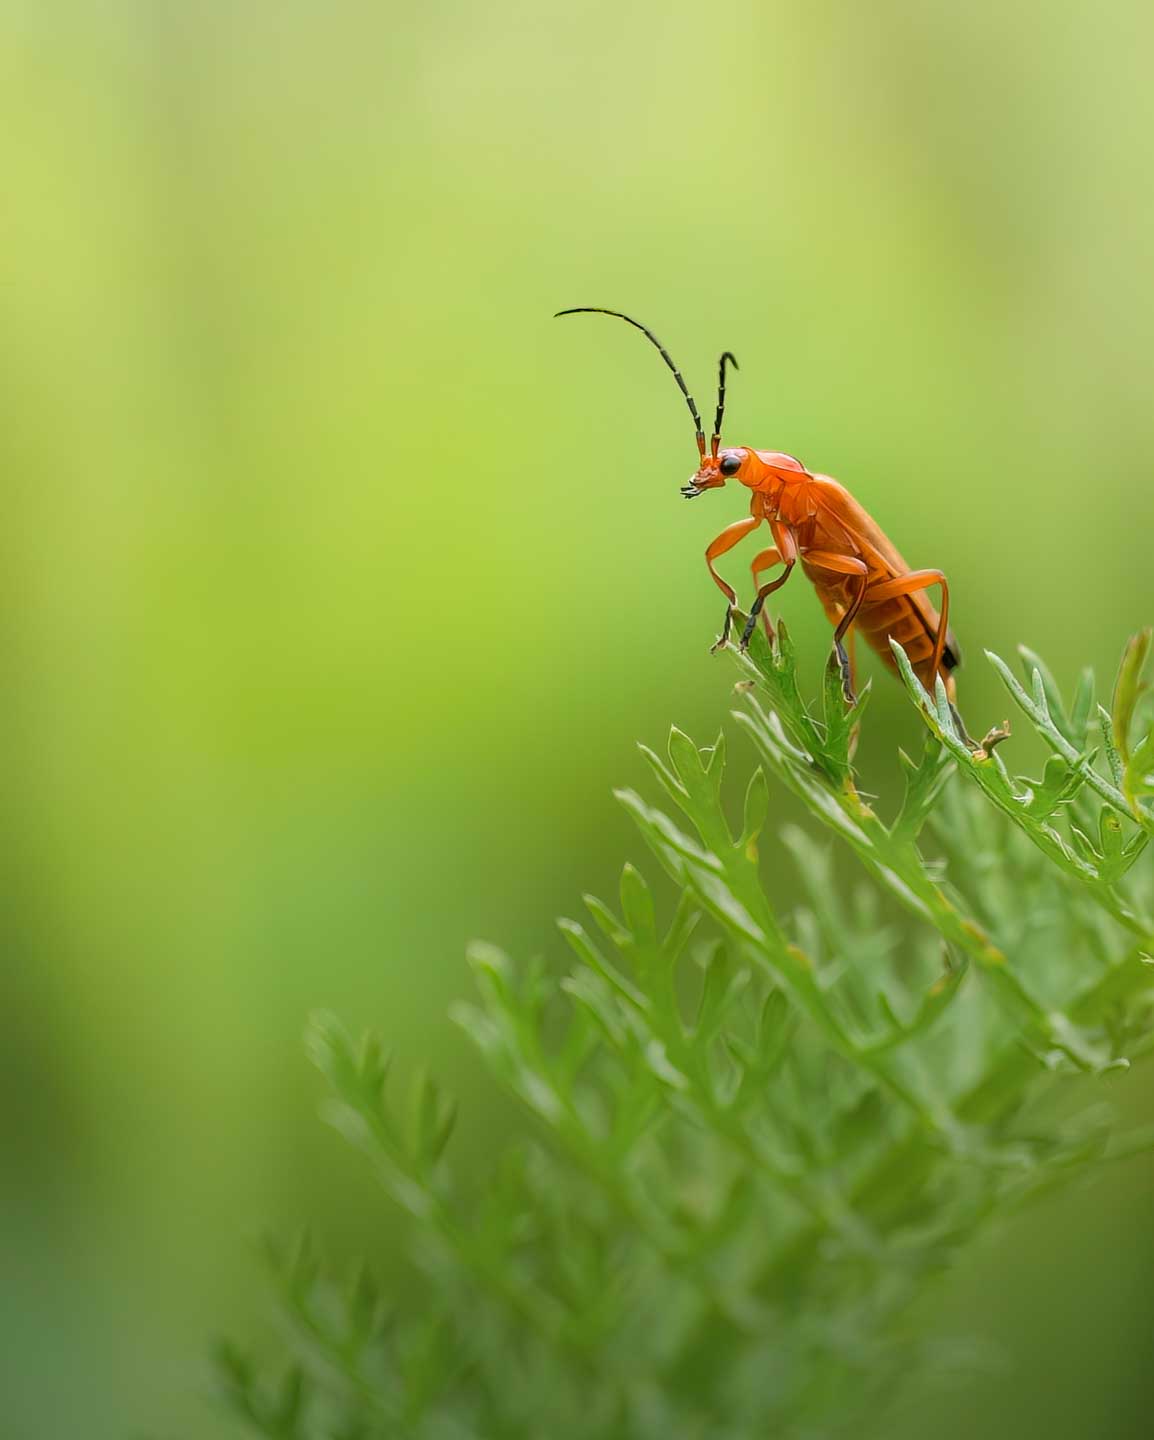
683,470,724,497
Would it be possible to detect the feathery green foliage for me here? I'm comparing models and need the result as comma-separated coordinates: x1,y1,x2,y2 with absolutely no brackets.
217,623,1154,1439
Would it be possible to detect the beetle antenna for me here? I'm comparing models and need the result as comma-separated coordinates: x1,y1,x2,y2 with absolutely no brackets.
711,351,738,456
555,307,706,458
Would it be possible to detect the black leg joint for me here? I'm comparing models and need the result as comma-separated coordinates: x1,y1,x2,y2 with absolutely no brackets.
710,604,734,653
833,639,856,705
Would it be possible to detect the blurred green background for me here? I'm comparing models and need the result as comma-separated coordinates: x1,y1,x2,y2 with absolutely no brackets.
3,2,1154,1436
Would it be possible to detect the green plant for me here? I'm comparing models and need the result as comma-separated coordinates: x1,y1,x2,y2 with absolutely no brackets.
217,622,1154,1439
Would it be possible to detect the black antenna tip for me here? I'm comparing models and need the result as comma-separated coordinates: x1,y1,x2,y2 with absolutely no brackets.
721,351,739,370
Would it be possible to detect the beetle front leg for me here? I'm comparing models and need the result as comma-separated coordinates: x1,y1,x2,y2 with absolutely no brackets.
704,514,762,651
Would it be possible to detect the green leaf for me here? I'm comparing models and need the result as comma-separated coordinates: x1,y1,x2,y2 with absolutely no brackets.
559,917,648,1010
1021,754,1084,820
704,729,727,785
619,863,657,947
643,1038,690,1091
667,726,722,812
739,767,770,855
559,968,628,1050
893,736,953,842
820,648,870,772
863,955,968,1054
693,942,750,1042
237,624,1154,1440
731,615,850,782
614,787,721,874
1111,628,1152,762
1069,666,1096,741
663,891,703,964
1123,728,1154,818
1097,703,1125,788
636,742,687,805
755,988,794,1072
1019,646,1076,744
582,894,630,952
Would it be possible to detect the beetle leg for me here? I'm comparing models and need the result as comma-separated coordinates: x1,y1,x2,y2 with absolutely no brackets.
834,641,859,704
800,549,870,704
705,514,762,651
742,549,794,649
834,625,858,697
860,569,983,743
862,568,952,699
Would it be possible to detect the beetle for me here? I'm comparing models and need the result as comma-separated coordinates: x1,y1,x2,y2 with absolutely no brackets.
556,306,961,710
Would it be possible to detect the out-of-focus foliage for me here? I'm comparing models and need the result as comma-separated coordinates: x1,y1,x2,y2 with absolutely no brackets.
218,630,1154,1438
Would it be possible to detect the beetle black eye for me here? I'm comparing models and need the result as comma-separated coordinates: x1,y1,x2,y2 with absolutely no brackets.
719,454,742,477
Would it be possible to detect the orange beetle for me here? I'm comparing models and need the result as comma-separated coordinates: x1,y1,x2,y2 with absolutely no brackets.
557,307,960,708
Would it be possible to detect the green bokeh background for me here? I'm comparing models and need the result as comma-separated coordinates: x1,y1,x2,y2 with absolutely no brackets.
3,3,1153,1436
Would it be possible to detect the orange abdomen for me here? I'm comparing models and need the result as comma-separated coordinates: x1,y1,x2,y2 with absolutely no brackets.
857,593,955,695
803,564,957,699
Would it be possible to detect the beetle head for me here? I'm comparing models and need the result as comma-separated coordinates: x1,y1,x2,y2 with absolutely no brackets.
681,447,749,498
